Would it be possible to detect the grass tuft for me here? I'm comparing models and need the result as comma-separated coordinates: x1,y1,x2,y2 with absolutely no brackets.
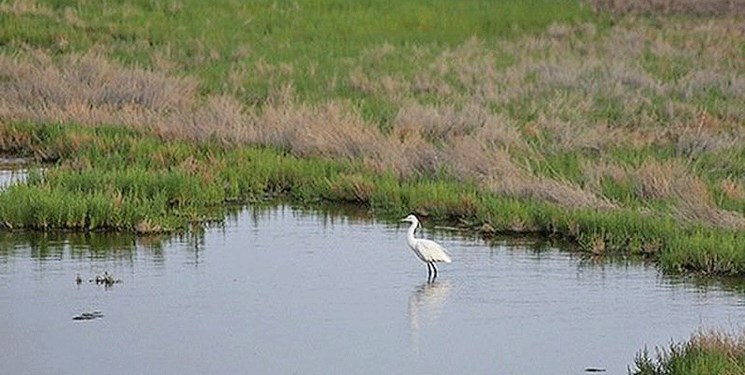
631,330,745,375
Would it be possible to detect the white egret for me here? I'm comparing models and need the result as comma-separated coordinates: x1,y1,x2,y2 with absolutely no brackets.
401,214,452,280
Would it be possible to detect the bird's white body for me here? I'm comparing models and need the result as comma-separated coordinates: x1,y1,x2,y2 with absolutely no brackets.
401,214,451,280
406,224,452,264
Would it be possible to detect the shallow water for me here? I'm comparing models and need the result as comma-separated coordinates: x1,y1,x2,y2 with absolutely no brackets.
1,205,744,375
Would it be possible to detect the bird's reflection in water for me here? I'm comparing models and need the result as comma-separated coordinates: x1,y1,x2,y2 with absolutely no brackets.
408,280,452,352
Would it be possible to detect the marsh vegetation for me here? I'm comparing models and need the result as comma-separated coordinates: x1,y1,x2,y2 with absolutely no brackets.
632,330,745,375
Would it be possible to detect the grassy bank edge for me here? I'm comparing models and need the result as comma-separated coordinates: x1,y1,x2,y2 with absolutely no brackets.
1,122,744,277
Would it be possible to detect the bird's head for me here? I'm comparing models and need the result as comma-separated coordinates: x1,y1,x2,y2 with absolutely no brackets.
401,214,419,225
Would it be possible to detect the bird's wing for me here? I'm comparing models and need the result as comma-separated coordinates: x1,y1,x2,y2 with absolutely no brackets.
415,239,452,263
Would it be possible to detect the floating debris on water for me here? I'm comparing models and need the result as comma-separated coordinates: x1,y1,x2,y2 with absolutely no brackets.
72,311,104,321
584,367,606,372
77,271,122,288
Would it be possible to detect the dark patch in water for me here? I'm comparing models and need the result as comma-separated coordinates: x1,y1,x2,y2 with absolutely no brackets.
72,311,104,321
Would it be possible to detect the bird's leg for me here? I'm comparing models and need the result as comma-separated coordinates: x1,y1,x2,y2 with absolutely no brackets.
431,262,438,281
427,262,433,281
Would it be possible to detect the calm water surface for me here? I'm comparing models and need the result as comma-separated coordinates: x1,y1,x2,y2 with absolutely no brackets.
1,205,744,375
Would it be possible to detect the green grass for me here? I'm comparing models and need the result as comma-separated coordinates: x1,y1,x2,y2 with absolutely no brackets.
631,331,745,375
0,0,595,102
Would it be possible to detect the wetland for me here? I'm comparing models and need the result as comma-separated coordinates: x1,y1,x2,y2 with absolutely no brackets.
2,206,744,374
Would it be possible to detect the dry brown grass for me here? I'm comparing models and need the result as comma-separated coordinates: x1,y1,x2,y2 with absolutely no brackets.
720,178,744,200
690,329,745,358
0,52,199,127
674,200,745,230
253,97,388,160
397,18,745,154
634,159,684,200
634,161,745,229
0,0,52,17
583,157,745,228
588,0,745,16
384,99,616,209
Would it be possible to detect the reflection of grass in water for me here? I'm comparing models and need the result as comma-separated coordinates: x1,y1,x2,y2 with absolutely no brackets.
0,229,137,259
0,225,214,263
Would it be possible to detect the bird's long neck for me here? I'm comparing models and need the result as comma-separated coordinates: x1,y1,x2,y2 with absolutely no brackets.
407,221,418,248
